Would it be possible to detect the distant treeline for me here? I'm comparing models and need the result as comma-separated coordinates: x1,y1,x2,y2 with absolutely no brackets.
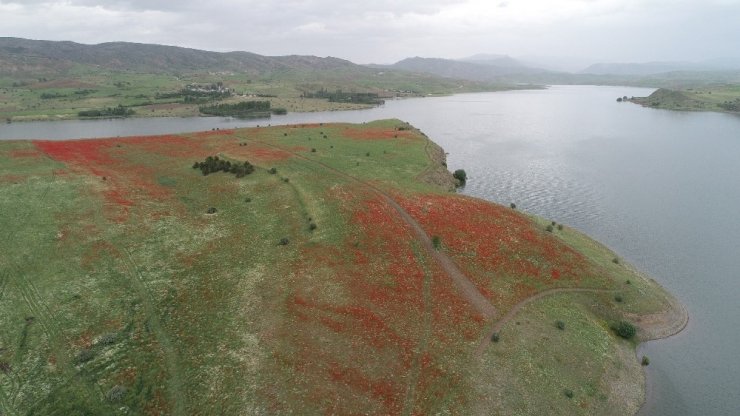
302,89,384,105
193,156,255,178
78,105,134,118
199,101,286,118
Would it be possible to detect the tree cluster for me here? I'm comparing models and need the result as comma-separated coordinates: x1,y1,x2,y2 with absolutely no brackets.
199,101,286,118
302,89,384,105
78,104,134,118
192,156,255,178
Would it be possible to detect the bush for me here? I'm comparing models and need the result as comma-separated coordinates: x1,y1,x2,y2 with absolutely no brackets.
642,356,650,366
311,148,316,152
452,169,467,184
207,207,217,214
557,224,563,230
97,332,118,346
564,389,574,398
614,294,624,303
309,223,317,231
546,225,554,232
106,385,127,402
556,320,565,330
613,320,636,339
268,167,277,174
491,332,500,343
278,237,289,246
612,257,620,264
510,203,516,209
432,236,441,250
75,349,95,364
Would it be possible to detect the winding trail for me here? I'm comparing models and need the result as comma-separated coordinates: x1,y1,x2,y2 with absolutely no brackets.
475,287,615,357
237,133,497,319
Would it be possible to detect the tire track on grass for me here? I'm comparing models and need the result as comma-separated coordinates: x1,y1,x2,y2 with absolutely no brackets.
238,134,497,319
475,287,615,357
401,244,434,416
120,249,186,416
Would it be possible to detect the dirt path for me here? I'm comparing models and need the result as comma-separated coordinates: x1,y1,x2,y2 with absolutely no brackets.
475,287,615,357
239,134,497,319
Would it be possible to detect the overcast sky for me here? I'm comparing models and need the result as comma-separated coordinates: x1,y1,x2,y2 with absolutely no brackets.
1,0,739,69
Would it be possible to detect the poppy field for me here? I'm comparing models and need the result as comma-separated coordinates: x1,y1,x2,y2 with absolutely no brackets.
0,120,684,415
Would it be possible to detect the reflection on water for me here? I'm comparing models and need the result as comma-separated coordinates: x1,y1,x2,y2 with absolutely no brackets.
4,86,740,415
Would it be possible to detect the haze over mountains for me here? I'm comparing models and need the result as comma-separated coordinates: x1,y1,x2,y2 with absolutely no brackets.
2,37,740,88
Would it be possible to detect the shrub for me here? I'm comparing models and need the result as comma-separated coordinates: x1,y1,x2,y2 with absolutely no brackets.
432,236,441,250
268,167,277,174
556,320,565,330
452,169,467,184
0,361,10,374
557,224,563,230
564,389,574,398
626,279,631,285
642,356,650,366
207,207,217,214
311,148,316,152
97,332,118,346
491,332,500,343
245,197,251,203
613,320,636,339
614,294,624,303
546,225,554,232
309,223,317,231
510,203,516,209
106,385,127,402
278,237,290,246
75,349,95,364
612,257,620,264
551,221,557,226
366,152,370,157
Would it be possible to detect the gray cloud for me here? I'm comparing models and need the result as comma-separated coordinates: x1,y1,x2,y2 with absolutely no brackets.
1,0,739,65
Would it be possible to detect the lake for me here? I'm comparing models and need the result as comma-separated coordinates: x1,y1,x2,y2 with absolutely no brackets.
2,86,738,415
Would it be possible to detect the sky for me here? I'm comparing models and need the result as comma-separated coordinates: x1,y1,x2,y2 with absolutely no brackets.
1,0,740,69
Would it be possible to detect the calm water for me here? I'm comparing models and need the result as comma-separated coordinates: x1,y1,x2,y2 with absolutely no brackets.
3,86,739,415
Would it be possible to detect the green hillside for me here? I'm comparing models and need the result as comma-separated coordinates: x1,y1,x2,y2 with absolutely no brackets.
0,121,685,415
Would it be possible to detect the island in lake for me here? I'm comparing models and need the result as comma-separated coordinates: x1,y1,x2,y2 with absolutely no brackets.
0,120,686,415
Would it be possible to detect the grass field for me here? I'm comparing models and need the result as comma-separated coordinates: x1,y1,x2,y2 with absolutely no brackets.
0,64,513,122
631,85,740,113
0,120,684,415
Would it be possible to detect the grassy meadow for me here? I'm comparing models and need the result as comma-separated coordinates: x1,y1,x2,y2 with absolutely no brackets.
631,85,740,113
0,120,683,415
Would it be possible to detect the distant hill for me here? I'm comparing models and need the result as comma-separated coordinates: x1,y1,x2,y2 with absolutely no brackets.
382,56,547,83
580,60,740,76
0,37,359,76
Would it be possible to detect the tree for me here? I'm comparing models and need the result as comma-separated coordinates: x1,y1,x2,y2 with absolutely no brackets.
613,320,636,339
453,169,467,185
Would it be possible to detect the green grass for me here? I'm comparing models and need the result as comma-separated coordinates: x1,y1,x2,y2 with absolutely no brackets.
0,63,511,121
632,85,740,113
0,122,682,415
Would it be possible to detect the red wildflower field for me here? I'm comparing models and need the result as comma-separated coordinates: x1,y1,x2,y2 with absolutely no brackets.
34,134,209,221
275,191,485,414
397,193,605,309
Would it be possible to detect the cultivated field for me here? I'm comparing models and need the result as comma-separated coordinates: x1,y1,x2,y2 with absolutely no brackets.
0,120,684,414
